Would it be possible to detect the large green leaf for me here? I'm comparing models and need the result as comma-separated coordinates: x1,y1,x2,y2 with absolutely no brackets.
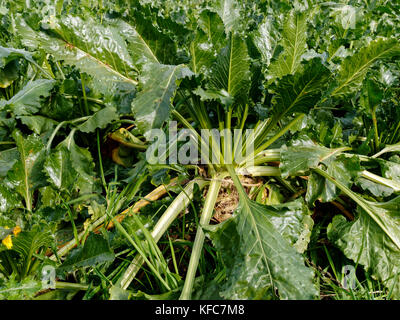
60,233,115,272
54,131,98,194
315,168,400,252
189,11,225,74
210,0,240,34
131,63,193,136
1,79,55,116
330,38,400,98
268,11,308,80
305,155,361,205
110,19,159,69
44,149,77,194
12,229,53,259
17,115,57,135
207,35,251,105
16,16,137,97
6,131,47,211
253,17,279,68
0,46,34,69
328,207,400,298
280,138,349,178
77,106,119,133
269,58,330,125
207,197,316,299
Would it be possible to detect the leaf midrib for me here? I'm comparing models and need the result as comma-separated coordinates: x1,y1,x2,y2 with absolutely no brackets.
57,38,138,85
332,43,397,97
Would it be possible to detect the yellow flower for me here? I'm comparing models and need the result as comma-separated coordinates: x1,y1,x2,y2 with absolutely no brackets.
2,235,13,249
13,226,21,236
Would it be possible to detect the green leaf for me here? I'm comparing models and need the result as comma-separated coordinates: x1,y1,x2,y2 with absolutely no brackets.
315,168,400,252
189,11,225,74
44,149,76,194
77,106,119,133
359,79,383,112
0,61,19,89
280,138,349,178
355,176,394,198
270,58,330,124
253,17,279,68
12,229,53,259
0,46,34,69
55,131,98,194
0,275,41,300
331,38,400,98
0,147,18,177
208,35,250,105
207,197,317,299
6,131,47,211
18,115,57,135
2,79,55,116
131,63,193,136
16,16,137,97
210,0,240,34
268,11,308,80
328,209,400,298
0,185,21,213
110,19,159,69
60,233,114,272
305,155,361,204
193,87,233,106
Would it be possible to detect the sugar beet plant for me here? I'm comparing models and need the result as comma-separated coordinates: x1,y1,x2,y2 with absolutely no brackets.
1,0,400,300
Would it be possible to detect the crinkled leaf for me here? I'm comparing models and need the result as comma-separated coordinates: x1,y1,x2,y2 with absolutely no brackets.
132,63,193,136
280,138,348,178
110,19,159,69
189,11,225,74
328,208,400,298
0,185,21,213
6,131,47,210
207,198,316,300
193,87,233,106
60,233,114,272
306,155,361,204
16,16,137,99
55,131,98,194
77,106,119,133
330,38,400,98
355,176,395,197
270,58,330,124
268,11,308,80
18,115,57,135
208,35,250,105
2,79,55,115
210,0,240,34
253,17,279,68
